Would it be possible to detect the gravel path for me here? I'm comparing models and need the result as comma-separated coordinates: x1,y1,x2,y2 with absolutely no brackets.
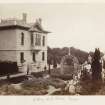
46,85,61,95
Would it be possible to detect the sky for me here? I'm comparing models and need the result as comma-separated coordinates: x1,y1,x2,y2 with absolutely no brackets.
0,3,105,52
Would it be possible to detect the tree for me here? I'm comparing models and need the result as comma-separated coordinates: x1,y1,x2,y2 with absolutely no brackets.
91,48,102,81
47,47,53,74
53,56,57,68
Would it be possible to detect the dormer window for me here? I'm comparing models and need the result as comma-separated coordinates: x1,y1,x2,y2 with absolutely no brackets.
21,32,24,45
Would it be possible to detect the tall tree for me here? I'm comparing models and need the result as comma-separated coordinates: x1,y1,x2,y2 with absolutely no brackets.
91,48,102,81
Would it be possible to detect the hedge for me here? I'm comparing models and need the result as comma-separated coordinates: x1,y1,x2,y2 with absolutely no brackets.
0,61,18,76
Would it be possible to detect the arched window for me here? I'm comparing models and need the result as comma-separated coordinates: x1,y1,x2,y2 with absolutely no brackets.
21,32,24,45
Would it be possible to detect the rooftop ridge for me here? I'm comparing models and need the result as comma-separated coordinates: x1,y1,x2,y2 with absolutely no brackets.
0,14,50,33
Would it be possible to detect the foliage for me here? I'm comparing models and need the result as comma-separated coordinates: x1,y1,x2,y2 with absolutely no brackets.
50,68,73,80
22,78,49,90
47,47,53,65
47,46,89,65
91,48,102,81
0,84,48,95
65,57,73,65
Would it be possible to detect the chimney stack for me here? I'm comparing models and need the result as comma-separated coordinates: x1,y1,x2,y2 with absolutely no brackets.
22,13,27,23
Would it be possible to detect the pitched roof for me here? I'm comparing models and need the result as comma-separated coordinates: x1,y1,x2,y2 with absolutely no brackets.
0,18,50,33
29,20,50,33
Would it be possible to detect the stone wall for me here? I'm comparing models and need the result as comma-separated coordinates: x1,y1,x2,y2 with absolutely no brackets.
0,29,17,50
0,51,17,62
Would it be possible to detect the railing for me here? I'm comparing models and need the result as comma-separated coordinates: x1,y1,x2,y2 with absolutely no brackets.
31,45,42,51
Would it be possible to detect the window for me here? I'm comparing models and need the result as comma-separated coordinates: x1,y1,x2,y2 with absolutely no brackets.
35,34,41,46
42,36,45,46
20,52,24,63
42,52,45,61
33,52,36,62
21,32,24,45
31,33,34,45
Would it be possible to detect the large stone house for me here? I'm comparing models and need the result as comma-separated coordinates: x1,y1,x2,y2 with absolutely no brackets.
0,13,49,73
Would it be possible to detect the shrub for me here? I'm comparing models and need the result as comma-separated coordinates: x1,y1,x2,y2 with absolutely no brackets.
22,78,49,90
51,74,73,80
0,61,18,75
31,72,44,78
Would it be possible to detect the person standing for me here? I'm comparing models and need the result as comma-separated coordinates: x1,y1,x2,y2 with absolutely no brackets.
22,60,30,75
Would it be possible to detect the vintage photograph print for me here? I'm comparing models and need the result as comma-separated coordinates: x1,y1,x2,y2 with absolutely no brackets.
0,3,105,95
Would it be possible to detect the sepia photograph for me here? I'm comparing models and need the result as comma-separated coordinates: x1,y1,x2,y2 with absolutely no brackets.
0,3,105,96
